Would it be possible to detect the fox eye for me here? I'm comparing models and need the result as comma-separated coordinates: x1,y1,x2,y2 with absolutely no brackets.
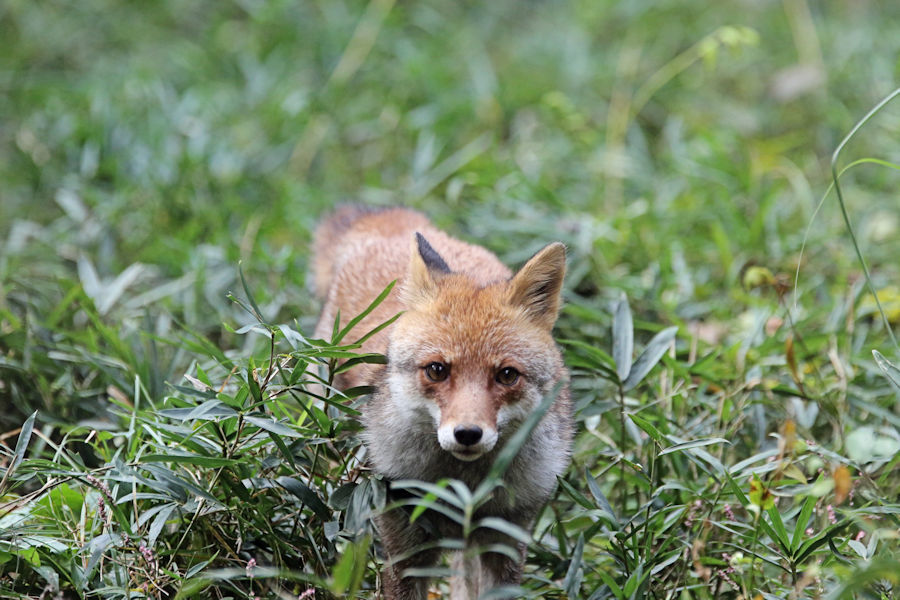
495,367,520,386
424,362,449,382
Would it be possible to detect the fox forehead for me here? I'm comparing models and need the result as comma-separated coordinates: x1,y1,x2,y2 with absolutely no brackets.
390,280,559,375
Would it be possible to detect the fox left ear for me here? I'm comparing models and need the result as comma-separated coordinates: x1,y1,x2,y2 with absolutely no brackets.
508,242,566,330
401,233,452,306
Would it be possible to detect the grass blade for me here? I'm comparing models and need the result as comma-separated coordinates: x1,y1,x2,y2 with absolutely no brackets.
612,293,633,381
872,350,900,391
11,411,37,471
0,411,37,493
659,437,730,456
791,493,817,555
623,326,677,392
830,86,900,350
334,281,396,344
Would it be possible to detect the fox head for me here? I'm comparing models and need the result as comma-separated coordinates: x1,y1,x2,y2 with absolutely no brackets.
386,233,566,462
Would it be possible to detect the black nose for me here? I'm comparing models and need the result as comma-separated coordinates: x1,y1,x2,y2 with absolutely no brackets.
453,425,483,446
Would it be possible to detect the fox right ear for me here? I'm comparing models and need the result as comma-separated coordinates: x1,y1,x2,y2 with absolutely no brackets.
401,233,451,306
508,242,566,331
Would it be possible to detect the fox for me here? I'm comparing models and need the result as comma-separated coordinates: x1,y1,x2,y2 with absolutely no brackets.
311,205,573,599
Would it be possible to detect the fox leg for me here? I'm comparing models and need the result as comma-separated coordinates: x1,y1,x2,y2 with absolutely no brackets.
376,509,440,600
477,541,526,593
448,539,526,599
449,551,481,600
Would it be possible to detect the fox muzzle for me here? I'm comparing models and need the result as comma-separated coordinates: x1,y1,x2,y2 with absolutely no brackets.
437,423,498,461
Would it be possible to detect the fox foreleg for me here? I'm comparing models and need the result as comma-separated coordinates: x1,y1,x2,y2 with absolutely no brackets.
376,508,440,600
449,538,527,599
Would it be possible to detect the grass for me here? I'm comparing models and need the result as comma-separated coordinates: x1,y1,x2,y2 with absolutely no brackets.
2,0,900,598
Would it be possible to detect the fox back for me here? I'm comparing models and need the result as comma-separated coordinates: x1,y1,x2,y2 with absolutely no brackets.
311,206,572,599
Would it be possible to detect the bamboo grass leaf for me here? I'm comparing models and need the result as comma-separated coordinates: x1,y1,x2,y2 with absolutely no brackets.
623,326,678,392
612,293,633,381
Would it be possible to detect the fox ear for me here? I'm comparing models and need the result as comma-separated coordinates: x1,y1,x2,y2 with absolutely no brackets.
402,233,451,306
508,242,566,330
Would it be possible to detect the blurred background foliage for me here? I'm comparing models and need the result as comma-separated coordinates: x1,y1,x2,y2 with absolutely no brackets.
2,0,900,597
5,0,900,423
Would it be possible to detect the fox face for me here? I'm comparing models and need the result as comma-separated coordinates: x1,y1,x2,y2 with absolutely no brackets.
384,234,566,463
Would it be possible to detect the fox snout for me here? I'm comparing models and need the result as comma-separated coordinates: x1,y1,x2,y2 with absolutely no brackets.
437,421,499,462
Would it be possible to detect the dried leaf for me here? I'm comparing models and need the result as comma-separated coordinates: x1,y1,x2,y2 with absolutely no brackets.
834,465,852,505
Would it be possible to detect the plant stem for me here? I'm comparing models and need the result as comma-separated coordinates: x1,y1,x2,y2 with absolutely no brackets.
618,384,627,511
747,507,763,594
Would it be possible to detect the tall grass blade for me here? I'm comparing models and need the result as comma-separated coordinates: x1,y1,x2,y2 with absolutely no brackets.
831,86,900,349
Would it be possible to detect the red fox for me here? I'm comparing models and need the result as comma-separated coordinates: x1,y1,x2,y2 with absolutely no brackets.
311,206,573,599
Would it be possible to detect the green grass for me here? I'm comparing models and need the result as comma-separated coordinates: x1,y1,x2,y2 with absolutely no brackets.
2,0,900,598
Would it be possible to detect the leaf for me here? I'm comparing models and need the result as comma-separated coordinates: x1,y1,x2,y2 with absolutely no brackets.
847,540,868,559
334,281,396,344
872,349,900,391
724,471,751,508
478,585,528,600
267,430,298,470
141,454,239,468
238,261,265,322
560,338,617,377
142,464,219,504
1,411,37,493
353,310,403,345
791,494,817,554
474,517,532,545
585,469,619,528
12,411,37,471
766,504,790,553
749,474,775,510
562,533,585,599
247,369,262,403
623,563,648,598
649,549,682,575
729,448,779,475
278,324,309,349
595,569,625,599
276,476,331,521
243,415,302,438
329,483,357,510
32,565,58,591
159,400,236,421
628,413,664,444
391,479,466,512
622,326,678,392
612,293,633,381
330,535,371,597
149,504,177,546
557,476,594,510
333,353,388,374
795,519,850,563
659,437,730,456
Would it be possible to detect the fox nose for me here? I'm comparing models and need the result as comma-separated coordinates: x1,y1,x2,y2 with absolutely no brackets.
453,425,483,446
